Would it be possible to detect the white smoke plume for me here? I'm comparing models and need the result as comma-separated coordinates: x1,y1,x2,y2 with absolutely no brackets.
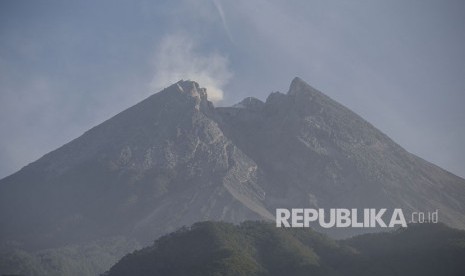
151,34,232,103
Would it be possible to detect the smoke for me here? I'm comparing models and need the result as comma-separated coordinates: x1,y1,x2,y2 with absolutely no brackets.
151,34,232,103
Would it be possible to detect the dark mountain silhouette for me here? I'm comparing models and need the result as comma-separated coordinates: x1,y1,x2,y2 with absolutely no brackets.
1,78,464,275
105,221,465,276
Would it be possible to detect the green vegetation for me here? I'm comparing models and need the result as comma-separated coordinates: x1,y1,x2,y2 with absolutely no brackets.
2,221,464,275
106,221,465,276
0,237,139,276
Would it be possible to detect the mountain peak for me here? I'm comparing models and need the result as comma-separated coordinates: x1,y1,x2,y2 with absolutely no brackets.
160,80,212,111
171,80,207,99
288,76,320,97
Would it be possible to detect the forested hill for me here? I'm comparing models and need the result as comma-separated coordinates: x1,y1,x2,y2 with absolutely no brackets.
105,221,465,276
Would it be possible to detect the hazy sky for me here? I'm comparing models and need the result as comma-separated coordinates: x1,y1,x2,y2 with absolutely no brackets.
1,0,464,178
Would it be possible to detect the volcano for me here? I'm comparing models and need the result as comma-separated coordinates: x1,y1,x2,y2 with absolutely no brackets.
1,78,464,275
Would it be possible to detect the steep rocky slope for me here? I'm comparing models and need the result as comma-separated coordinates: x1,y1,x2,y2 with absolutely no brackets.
218,77,465,234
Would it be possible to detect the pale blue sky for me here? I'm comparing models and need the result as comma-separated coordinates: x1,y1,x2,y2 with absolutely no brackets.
1,0,464,178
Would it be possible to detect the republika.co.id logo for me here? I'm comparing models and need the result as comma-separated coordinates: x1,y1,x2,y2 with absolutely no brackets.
276,208,439,228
